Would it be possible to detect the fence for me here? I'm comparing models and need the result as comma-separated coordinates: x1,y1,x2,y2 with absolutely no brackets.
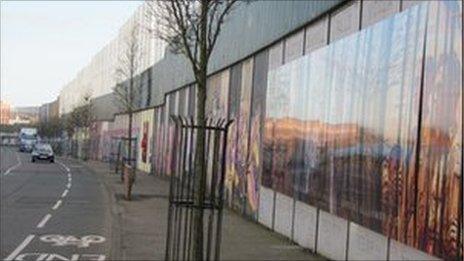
108,136,137,178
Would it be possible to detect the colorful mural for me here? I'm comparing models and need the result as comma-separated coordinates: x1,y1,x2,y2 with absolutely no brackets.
414,1,462,258
224,58,259,216
262,3,462,259
153,106,165,175
225,63,241,208
164,93,178,175
89,121,110,161
136,108,154,173
107,113,140,163
247,50,269,217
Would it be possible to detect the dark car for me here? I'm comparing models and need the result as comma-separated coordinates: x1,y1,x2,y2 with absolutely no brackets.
31,143,55,163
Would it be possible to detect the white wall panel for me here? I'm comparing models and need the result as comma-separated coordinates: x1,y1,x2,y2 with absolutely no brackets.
317,210,347,261
293,201,317,251
273,192,293,239
330,1,360,43
362,0,400,28
268,42,284,71
258,186,274,229
348,222,388,260
389,240,440,261
284,30,304,63
401,0,427,11
305,17,328,54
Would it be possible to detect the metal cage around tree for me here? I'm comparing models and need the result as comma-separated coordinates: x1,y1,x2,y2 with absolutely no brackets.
165,116,233,261
108,136,137,178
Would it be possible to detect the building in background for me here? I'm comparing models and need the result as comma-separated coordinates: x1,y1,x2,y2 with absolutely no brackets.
39,98,60,123
10,106,39,125
39,102,50,123
49,98,59,119
0,100,11,124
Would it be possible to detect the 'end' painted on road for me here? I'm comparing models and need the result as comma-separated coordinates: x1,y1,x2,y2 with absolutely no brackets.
13,253,105,261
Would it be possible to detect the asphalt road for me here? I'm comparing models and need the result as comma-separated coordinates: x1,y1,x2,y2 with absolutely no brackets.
0,146,112,261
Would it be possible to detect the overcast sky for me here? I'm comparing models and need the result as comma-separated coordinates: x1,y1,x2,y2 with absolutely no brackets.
1,1,143,107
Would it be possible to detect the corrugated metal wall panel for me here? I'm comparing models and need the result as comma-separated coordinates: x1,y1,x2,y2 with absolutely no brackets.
149,0,344,106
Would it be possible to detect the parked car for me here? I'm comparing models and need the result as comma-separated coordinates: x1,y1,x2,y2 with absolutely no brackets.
31,143,55,163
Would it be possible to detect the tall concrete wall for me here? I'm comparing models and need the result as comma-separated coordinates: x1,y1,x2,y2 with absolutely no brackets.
149,0,344,106
92,0,344,120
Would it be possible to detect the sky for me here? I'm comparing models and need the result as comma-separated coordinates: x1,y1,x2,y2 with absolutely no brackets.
1,0,143,108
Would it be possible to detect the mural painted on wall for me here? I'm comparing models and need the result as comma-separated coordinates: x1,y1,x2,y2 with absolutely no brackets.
247,50,269,217
225,63,241,209
105,114,140,162
205,71,230,195
89,121,103,161
263,2,462,259
224,58,259,216
153,106,165,175
236,58,254,214
246,108,261,214
152,86,194,176
135,108,154,173
164,92,178,175
206,71,229,119
141,122,148,163
99,121,114,162
414,1,462,259
90,121,110,161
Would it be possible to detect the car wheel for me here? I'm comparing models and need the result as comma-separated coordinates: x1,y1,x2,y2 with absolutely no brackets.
31,157,35,163
50,159,54,163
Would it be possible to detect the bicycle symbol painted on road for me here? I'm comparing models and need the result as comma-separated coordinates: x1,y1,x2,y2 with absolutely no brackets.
40,234,106,248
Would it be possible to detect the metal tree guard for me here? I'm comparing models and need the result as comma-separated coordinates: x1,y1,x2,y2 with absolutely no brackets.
165,116,233,261
109,136,137,178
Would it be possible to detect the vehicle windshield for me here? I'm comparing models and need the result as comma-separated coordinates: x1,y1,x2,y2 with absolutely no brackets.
35,144,52,152
21,134,36,140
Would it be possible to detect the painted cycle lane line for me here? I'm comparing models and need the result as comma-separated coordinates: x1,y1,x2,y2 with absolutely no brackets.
2,158,110,260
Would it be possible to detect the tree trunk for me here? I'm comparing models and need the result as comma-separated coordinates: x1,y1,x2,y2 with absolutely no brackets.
128,111,133,167
192,1,208,260
127,76,134,198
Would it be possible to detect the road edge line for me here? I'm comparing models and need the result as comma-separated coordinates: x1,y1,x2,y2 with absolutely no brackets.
3,151,22,176
36,214,52,228
52,199,62,210
4,234,35,261
80,161,124,260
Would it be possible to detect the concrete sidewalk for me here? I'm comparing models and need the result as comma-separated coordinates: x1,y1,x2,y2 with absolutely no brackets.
82,160,324,260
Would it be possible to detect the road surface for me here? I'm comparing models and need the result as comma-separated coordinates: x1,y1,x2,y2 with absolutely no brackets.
1,146,111,261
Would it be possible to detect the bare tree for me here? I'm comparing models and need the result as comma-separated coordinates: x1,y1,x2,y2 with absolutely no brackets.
77,93,94,136
66,93,93,138
113,24,143,199
145,1,237,259
64,93,93,158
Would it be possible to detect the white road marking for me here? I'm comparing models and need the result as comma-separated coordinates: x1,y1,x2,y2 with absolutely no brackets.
3,152,21,176
36,214,52,228
14,253,106,260
40,234,106,248
61,189,69,198
4,234,35,261
52,200,62,210
66,183,71,189
57,161,70,172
